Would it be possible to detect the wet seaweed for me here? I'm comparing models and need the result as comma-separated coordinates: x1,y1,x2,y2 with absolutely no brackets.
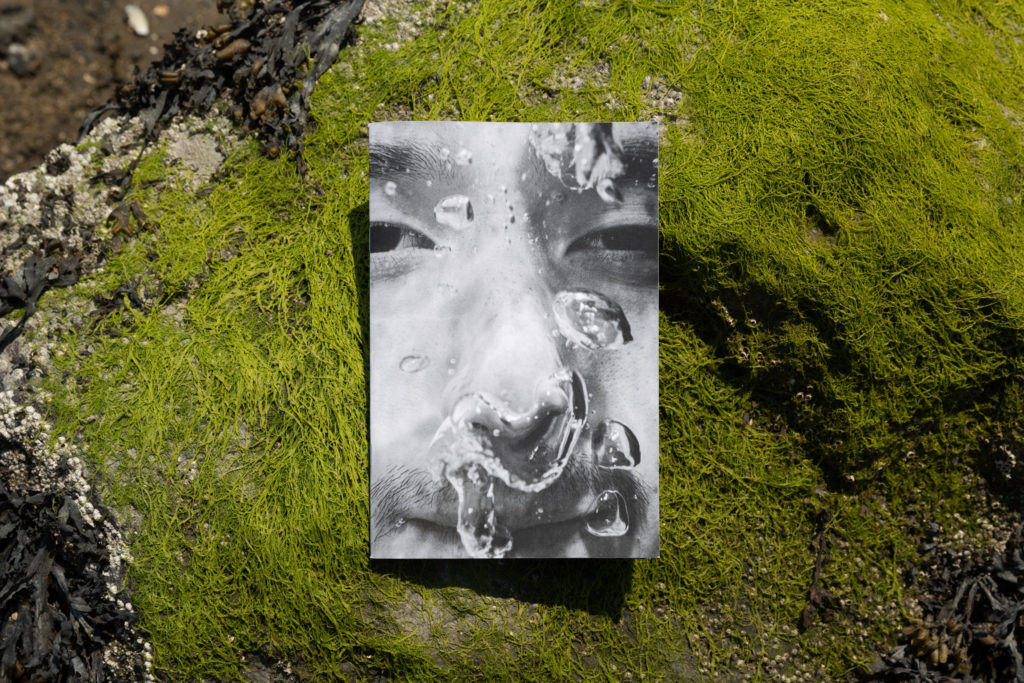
869,523,1024,681
0,252,79,354
0,440,141,681
79,0,365,175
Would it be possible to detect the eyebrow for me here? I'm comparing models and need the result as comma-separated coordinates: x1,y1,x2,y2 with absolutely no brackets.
369,140,473,184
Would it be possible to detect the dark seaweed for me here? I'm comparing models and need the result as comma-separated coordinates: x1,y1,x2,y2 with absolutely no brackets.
0,252,79,354
79,0,365,175
0,439,142,682
868,523,1024,681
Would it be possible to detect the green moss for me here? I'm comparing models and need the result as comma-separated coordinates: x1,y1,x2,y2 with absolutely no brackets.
41,0,1024,679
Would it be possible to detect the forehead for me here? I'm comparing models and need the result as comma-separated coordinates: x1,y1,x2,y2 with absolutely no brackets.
369,122,658,184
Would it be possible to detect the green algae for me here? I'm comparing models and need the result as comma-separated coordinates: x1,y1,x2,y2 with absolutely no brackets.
39,0,1024,679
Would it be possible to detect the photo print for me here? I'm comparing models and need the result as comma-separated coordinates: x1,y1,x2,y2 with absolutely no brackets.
369,122,659,559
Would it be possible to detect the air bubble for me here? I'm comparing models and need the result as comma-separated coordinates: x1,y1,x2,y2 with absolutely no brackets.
384,181,397,196
592,419,640,469
399,355,430,373
454,148,473,165
447,463,512,558
584,490,629,537
434,195,474,230
596,178,623,204
552,290,633,350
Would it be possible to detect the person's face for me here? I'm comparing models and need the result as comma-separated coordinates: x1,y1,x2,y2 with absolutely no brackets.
369,122,658,558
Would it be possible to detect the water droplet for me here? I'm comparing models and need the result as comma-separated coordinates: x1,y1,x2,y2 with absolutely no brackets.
384,180,397,196
520,172,528,181
434,195,474,230
399,355,430,373
585,490,629,537
592,419,640,469
447,463,512,558
454,148,473,165
552,290,633,350
596,178,623,204
426,180,432,187
449,357,457,365
492,428,501,437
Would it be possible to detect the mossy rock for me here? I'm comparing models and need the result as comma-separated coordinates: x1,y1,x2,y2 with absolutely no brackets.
25,0,1024,679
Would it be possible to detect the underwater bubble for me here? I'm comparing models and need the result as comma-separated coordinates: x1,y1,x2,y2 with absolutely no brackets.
584,490,629,537
454,148,473,165
434,195,474,230
592,419,640,469
399,355,430,373
448,463,512,558
552,290,633,350
384,180,397,196
596,178,623,204
426,180,432,187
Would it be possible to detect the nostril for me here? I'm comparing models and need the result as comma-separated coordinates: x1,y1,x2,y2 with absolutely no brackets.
430,370,590,559
437,370,587,493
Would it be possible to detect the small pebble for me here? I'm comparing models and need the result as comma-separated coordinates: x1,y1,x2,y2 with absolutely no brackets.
124,4,150,37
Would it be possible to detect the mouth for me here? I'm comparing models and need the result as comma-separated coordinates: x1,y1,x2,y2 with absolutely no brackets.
370,453,647,559
373,497,642,559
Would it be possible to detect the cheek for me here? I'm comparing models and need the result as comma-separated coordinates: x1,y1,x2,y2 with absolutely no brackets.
370,275,460,471
566,296,658,479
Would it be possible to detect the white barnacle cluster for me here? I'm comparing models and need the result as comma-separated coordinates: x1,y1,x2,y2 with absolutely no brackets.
0,388,152,679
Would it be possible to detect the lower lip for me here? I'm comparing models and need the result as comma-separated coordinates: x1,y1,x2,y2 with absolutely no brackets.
373,515,622,559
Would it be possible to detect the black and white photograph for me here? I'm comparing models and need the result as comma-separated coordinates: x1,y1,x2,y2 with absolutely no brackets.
369,121,659,559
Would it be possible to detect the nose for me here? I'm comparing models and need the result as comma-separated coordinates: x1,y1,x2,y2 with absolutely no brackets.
443,286,563,414
435,238,587,493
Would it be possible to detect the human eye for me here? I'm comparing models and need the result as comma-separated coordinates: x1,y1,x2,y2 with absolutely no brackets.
370,221,437,280
370,221,436,253
563,225,658,286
